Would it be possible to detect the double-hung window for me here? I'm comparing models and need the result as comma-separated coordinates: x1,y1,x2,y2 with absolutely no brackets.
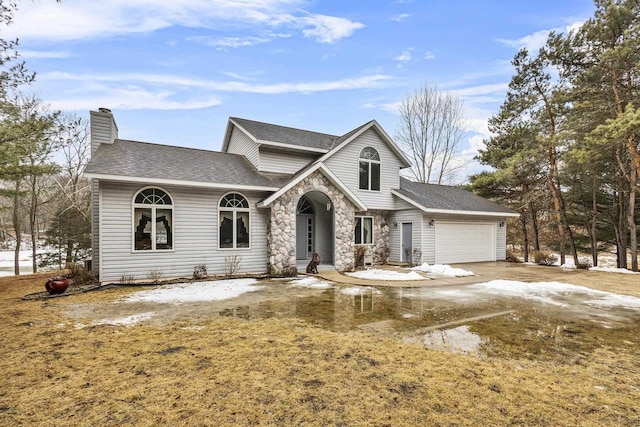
358,147,381,191
133,187,173,251
354,216,373,245
219,193,250,249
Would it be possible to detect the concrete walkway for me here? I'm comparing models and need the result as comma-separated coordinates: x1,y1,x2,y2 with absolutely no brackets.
310,261,592,288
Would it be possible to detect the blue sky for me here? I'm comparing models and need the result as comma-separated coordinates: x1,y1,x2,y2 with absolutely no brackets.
8,0,595,182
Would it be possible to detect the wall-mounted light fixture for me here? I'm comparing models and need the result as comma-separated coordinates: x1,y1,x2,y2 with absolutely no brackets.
393,221,398,228
326,203,332,212
499,221,505,228
428,219,435,227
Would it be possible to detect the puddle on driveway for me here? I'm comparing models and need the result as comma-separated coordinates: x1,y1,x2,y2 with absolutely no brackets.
68,278,640,361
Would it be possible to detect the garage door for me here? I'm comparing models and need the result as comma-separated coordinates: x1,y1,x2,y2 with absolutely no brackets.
435,222,496,264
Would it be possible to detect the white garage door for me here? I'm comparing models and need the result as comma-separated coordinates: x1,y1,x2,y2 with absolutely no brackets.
435,222,496,264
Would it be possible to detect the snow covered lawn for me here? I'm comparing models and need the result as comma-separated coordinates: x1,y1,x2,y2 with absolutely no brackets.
121,278,262,303
0,250,37,277
471,280,640,309
589,266,640,275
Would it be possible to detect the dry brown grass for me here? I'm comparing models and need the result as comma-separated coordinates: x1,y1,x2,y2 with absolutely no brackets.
1,273,639,426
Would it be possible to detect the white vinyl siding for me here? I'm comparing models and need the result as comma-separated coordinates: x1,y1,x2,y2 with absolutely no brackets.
226,127,260,169
389,209,422,263
99,182,269,283
421,215,436,265
324,129,404,210
90,111,117,153
497,221,507,260
390,213,508,265
259,148,316,174
91,180,100,272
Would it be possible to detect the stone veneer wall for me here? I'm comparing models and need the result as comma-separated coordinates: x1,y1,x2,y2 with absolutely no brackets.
355,210,390,265
267,171,357,274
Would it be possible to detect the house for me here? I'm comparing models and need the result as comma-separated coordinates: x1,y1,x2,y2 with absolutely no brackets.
84,108,519,283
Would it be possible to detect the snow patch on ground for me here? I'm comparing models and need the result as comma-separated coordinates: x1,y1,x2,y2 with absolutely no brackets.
290,276,333,289
411,263,475,277
121,279,261,303
471,280,640,309
346,269,425,281
76,312,157,328
589,266,640,275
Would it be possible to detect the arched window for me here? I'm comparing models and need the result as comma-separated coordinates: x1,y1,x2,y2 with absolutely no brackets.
296,196,315,214
219,193,250,249
133,187,173,251
359,147,381,191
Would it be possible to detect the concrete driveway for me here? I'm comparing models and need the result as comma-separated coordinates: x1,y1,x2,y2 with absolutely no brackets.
318,261,640,298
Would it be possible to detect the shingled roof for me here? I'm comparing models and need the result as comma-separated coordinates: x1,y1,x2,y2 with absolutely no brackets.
395,177,517,215
230,117,338,151
84,139,280,189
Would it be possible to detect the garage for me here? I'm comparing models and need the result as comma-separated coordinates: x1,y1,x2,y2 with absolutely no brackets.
435,221,496,264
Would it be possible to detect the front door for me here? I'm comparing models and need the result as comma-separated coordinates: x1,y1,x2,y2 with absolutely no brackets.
401,222,413,263
296,214,314,259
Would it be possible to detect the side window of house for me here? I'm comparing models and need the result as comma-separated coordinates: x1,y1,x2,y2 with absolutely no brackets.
354,216,373,244
219,193,250,249
358,147,381,191
133,187,173,251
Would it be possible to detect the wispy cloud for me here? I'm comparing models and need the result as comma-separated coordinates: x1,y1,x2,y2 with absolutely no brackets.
301,14,365,43
394,48,413,65
219,71,263,81
424,51,435,60
48,85,223,111
497,21,584,53
8,1,364,44
187,33,290,48
38,71,394,110
390,13,410,22
19,50,73,59
452,82,509,98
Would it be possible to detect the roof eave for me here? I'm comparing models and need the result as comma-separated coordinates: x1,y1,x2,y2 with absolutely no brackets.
390,189,520,218
83,172,279,192
256,139,328,154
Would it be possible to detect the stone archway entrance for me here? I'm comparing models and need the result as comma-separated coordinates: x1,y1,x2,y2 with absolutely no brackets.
295,191,334,265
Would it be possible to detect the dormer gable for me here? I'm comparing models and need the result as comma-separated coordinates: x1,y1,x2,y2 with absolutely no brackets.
221,117,336,174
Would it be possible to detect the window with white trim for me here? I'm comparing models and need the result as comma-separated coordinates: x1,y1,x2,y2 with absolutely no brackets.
359,147,381,191
354,216,373,245
133,187,173,251
219,193,250,249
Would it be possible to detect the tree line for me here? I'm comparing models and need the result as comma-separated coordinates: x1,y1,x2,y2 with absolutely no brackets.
470,0,640,270
0,1,90,275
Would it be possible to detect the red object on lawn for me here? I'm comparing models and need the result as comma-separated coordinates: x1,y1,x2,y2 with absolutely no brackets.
45,277,69,295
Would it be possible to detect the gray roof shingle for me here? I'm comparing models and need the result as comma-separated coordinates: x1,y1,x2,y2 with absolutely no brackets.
231,117,337,151
328,120,373,150
397,177,515,214
85,139,280,188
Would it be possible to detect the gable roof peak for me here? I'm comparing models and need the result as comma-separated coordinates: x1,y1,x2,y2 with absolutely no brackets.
319,119,412,168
